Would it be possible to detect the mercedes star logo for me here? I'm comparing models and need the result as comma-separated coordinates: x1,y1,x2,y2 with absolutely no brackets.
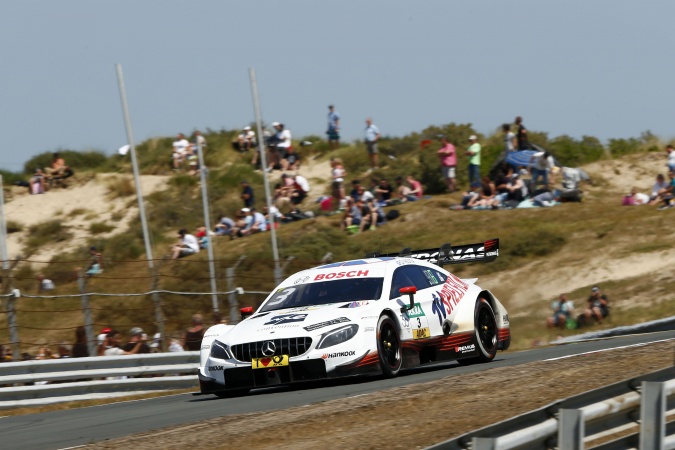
261,341,276,357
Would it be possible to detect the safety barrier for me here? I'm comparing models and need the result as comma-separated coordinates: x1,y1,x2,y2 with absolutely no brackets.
428,367,675,450
0,351,200,409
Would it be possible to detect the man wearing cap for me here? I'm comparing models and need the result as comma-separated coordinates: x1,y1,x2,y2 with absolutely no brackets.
237,126,256,152
327,105,340,150
364,118,381,171
240,207,267,236
103,330,148,356
123,327,151,354
437,135,457,192
466,135,482,186
267,122,292,172
170,228,200,259
240,180,254,208
584,287,609,324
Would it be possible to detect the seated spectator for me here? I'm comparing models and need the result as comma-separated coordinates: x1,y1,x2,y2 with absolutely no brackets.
341,197,362,231
72,326,89,358
262,205,284,229
349,180,362,202
374,179,393,205
491,169,512,208
29,168,46,194
237,126,256,152
546,293,575,329
186,145,200,176
622,187,650,206
584,286,609,325
281,146,301,171
214,215,235,236
85,246,104,276
103,330,148,356
240,207,267,236
470,176,495,209
357,184,376,203
122,327,151,354
455,182,482,209
666,144,675,174
229,209,250,239
532,190,560,207
170,228,200,259
406,175,423,200
395,176,416,202
359,198,379,232
290,174,310,205
195,226,209,249
648,174,669,205
656,172,675,209
44,152,67,179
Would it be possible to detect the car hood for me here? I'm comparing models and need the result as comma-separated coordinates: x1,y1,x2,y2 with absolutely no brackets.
223,302,374,344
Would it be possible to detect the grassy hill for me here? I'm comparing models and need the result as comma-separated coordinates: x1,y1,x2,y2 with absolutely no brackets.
2,125,674,356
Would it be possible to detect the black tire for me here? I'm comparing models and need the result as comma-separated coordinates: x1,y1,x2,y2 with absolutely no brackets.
214,389,249,398
376,315,402,377
458,298,498,365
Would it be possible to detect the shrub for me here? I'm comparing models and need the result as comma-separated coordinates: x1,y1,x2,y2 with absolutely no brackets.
24,220,73,256
106,176,135,198
89,222,115,234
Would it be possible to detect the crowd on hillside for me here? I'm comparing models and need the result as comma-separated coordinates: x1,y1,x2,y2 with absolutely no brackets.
622,146,675,209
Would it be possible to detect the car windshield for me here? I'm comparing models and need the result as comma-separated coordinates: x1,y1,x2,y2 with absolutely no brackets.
259,278,384,313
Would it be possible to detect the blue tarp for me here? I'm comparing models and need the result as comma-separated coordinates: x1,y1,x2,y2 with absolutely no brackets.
504,150,538,168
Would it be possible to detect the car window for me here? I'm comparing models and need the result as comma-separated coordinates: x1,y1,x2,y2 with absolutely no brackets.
422,268,447,287
389,265,433,299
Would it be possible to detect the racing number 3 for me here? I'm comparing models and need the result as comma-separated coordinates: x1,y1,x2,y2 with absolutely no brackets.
268,287,296,306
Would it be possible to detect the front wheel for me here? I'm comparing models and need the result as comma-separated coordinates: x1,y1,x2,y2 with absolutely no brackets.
458,298,498,365
376,315,402,377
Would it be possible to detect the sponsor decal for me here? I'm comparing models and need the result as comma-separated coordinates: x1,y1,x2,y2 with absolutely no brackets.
201,344,211,350
455,344,475,353
365,327,375,332
314,269,369,281
264,313,308,326
208,366,224,371
409,244,494,264
406,302,426,318
252,355,289,369
303,317,351,332
256,324,302,332
294,275,310,285
395,258,415,266
431,274,469,325
423,269,439,285
502,314,509,325
412,327,431,340
486,250,499,257
321,350,356,359
348,300,369,308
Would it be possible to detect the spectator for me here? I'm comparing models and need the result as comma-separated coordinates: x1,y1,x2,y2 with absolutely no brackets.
72,326,89,358
56,343,72,358
584,286,609,325
240,207,267,235
514,116,530,150
85,246,104,276
437,135,457,193
172,133,190,170
656,171,675,210
532,190,560,207
122,327,151,354
96,327,113,356
506,171,528,203
35,345,57,360
195,225,209,249
104,330,147,356
193,130,207,150
237,126,256,152
406,175,423,200
502,123,516,153
529,151,555,192
349,180,362,202
290,174,310,205
622,187,649,206
666,144,675,174
364,118,381,171
37,272,55,293
44,152,67,179
186,145,201,176
170,228,200,259
214,215,236,236
466,135,481,186
546,293,575,329
491,169,512,208
456,182,482,210
281,146,301,171
374,178,393,206
331,158,347,210
29,168,46,195
395,176,416,202
267,122,291,172
182,314,206,351
357,184,375,203
341,197,362,231
327,105,341,149
473,176,495,209
359,198,379,233
649,174,670,205
262,205,284,229
240,180,254,208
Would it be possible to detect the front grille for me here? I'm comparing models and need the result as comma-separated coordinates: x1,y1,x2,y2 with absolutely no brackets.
231,337,313,362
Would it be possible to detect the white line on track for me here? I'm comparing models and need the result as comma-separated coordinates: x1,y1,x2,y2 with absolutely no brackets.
544,337,674,361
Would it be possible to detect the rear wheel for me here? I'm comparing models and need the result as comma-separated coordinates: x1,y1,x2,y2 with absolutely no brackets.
458,298,498,365
376,315,401,377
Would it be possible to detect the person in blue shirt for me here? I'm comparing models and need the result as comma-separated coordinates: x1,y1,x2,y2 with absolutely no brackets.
327,105,340,150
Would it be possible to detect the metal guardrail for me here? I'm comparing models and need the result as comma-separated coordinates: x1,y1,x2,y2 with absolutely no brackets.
0,352,199,409
428,367,675,450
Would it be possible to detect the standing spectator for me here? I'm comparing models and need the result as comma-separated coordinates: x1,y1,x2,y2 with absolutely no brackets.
172,133,190,170
240,180,254,207
529,151,554,192
406,175,423,200
170,228,200,259
584,286,609,325
193,130,207,150
72,326,89,358
268,122,291,172
437,135,457,192
515,116,530,150
502,123,516,152
466,135,481,186
546,293,575,329
182,314,206,351
85,246,104,276
364,118,381,171
103,330,147,356
327,105,341,149
666,144,675,175
331,158,347,210
123,327,151,354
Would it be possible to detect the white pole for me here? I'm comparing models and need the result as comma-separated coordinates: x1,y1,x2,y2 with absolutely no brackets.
195,139,219,312
0,175,8,270
248,68,282,285
115,64,155,270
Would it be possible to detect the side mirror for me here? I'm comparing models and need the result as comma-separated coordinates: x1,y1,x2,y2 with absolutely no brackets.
240,306,254,321
399,286,417,311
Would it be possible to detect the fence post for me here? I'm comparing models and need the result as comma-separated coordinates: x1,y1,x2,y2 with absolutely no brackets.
6,290,19,360
640,381,665,450
150,262,167,353
227,256,246,323
77,273,96,357
558,409,584,450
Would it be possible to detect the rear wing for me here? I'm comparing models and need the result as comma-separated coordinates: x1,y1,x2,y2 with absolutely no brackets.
365,239,499,267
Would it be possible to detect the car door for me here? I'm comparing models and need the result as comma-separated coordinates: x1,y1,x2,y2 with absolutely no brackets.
389,264,434,340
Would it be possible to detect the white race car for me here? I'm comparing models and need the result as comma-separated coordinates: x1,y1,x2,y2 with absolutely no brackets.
198,239,510,397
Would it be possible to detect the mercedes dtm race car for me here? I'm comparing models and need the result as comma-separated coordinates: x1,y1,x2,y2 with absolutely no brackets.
198,239,510,397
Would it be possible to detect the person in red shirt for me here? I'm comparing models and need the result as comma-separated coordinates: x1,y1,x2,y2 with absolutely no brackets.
436,135,456,192
406,175,423,199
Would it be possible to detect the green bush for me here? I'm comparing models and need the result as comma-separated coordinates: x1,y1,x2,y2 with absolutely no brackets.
24,220,73,256
89,222,115,234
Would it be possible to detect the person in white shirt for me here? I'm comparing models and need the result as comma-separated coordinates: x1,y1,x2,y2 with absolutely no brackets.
237,126,256,152
267,122,292,172
291,174,310,205
171,228,200,259
502,123,516,152
241,207,268,235
172,133,190,170
529,151,554,191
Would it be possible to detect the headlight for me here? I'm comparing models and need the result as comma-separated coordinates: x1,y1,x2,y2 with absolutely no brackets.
316,324,359,349
209,341,232,359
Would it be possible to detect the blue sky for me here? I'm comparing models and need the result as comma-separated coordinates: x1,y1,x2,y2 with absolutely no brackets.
1,1,673,172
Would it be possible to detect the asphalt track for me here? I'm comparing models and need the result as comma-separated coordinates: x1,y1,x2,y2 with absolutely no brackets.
1,331,673,450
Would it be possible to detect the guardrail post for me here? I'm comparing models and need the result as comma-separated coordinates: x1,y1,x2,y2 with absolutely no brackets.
227,256,246,323
471,437,496,450
640,381,665,450
77,273,96,357
559,409,584,450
